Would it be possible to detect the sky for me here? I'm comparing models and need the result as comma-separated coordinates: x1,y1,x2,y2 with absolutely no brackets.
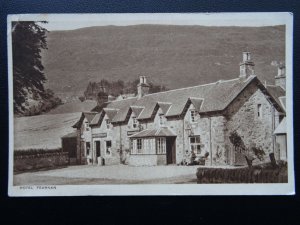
8,13,290,31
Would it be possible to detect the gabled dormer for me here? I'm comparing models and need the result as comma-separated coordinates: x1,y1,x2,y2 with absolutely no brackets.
129,106,144,129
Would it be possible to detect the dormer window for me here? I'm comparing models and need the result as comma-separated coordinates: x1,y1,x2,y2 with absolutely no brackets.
132,117,138,129
190,110,196,123
159,114,165,126
106,119,111,129
85,121,90,131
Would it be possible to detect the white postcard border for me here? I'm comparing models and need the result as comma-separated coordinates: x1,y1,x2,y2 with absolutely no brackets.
7,12,294,196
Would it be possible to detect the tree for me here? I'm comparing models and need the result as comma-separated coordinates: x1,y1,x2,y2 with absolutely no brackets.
12,21,48,113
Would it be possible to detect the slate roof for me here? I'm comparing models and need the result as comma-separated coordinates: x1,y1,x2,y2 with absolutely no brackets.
279,96,286,111
72,112,97,128
274,117,286,134
90,112,103,126
61,132,77,139
104,108,119,120
266,85,286,111
131,106,144,117
129,127,177,138
76,75,285,126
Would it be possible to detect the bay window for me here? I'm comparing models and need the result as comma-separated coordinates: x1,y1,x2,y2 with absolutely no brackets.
156,137,166,154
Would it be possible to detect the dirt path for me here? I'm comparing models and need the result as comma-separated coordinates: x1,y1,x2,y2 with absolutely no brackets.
14,165,199,185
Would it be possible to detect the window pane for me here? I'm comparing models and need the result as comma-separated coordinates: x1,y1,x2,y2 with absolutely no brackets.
190,137,195,143
196,136,200,143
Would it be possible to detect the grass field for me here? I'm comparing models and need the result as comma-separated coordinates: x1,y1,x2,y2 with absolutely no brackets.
14,112,81,150
46,99,97,115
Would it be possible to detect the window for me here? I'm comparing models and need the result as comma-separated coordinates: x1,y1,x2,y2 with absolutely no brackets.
189,136,202,155
131,138,155,155
85,121,90,131
132,117,138,129
159,114,165,126
106,141,112,156
106,119,111,129
257,104,262,118
137,139,142,153
190,110,196,123
86,142,91,156
156,138,166,154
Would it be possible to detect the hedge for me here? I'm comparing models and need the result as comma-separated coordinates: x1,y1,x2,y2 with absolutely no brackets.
14,148,62,158
196,162,288,183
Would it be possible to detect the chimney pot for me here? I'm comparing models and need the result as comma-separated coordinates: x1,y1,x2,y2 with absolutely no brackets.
240,52,255,78
275,64,286,90
137,76,150,98
243,52,251,62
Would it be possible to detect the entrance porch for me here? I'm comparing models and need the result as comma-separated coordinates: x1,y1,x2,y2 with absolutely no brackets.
128,128,177,166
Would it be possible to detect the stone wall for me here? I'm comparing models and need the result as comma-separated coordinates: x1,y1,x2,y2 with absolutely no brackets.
91,115,120,165
14,152,69,173
128,155,158,166
225,82,279,164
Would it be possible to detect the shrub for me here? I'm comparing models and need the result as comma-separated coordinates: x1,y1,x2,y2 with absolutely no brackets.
14,148,63,157
196,161,288,183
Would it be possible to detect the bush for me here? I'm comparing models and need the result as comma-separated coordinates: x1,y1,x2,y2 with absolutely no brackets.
196,162,288,183
14,148,63,157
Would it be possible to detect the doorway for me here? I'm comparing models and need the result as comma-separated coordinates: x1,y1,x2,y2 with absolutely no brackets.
95,140,101,158
166,137,176,164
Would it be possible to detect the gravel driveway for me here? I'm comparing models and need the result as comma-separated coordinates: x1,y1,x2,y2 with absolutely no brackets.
14,165,200,185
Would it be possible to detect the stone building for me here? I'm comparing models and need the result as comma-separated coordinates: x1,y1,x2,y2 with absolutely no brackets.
72,52,286,166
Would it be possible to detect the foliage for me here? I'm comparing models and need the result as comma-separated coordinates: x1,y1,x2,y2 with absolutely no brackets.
229,131,246,152
12,21,62,115
196,162,288,183
14,148,62,157
251,146,266,161
83,78,168,100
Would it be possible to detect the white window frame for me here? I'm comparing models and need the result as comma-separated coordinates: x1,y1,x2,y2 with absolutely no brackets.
190,110,196,123
132,116,138,129
159,114,165,126
85,121,90,131
189,136,202,155
106,119,111,129
156,137,166,154
137,138,142,154
105,140,112,157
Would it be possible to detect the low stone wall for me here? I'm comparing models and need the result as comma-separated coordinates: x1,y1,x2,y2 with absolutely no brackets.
14,152,69,173
196,163,288,183
128,155,158,166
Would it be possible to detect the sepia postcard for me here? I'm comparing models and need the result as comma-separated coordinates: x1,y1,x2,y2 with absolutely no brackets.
8,13,294,196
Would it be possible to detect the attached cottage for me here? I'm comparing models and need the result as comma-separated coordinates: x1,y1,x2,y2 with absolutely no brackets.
72,52,286,166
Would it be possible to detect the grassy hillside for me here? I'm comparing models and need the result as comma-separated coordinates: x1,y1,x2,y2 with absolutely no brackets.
46,100,97,115
14,112,80,150
42,25,285,100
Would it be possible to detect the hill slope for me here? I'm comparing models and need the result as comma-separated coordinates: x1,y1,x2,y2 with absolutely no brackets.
14,112,80,150
46,100,97,115
42,25,285,100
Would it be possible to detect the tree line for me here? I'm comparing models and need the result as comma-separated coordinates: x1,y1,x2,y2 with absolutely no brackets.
82,79,168,101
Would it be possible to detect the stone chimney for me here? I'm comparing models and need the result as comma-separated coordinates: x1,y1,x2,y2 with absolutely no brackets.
137,76,150,99
239,52,255,78
275,64,286,90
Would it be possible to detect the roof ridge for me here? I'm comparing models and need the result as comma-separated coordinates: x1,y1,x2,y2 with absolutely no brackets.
157,101,172,104
103,107,119,111
105,97,138,104
143,77,242,97
131,105,145,108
